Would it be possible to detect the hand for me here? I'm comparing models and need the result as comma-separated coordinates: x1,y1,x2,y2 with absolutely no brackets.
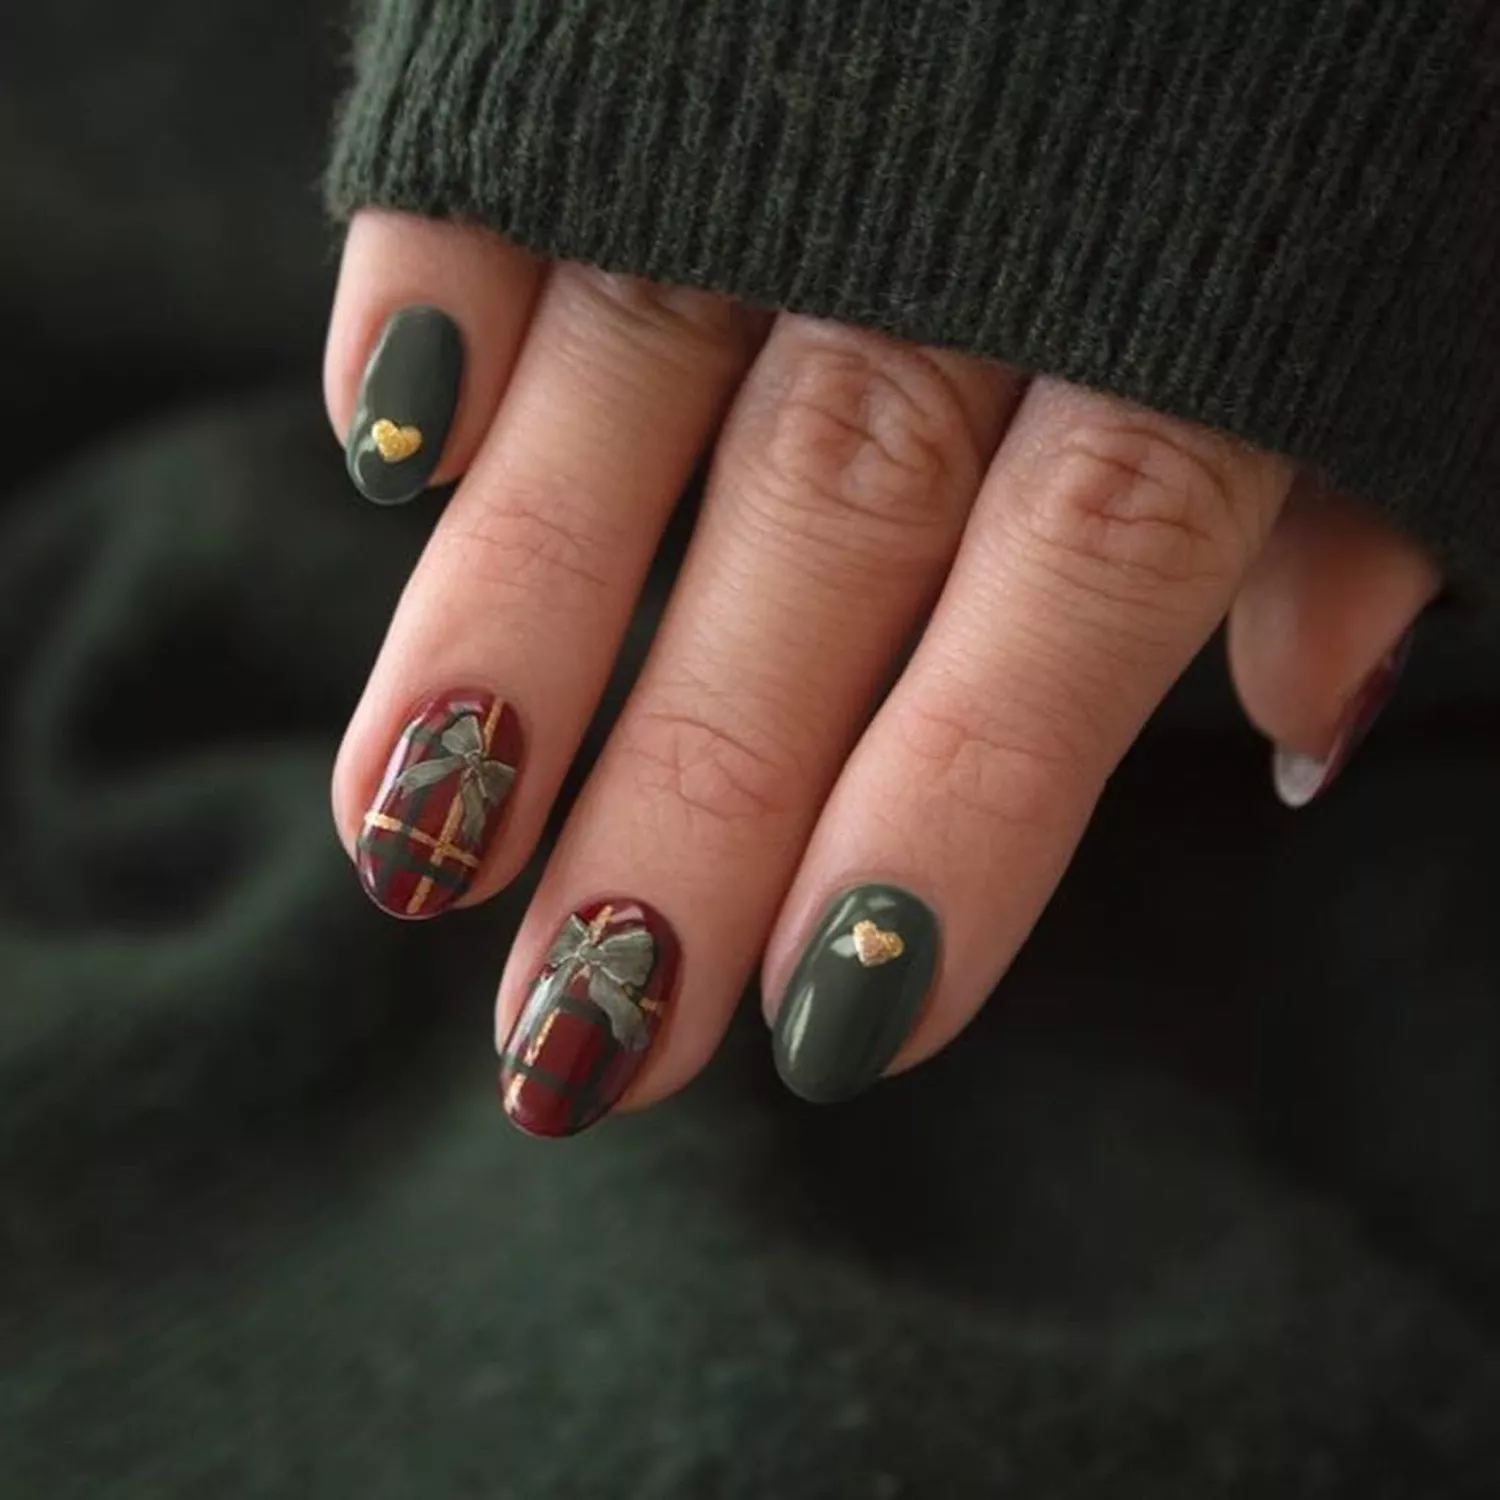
326,211,1441,1135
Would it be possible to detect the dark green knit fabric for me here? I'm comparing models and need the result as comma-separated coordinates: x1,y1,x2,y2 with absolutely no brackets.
327,0,1500,582
9,5,1500,1496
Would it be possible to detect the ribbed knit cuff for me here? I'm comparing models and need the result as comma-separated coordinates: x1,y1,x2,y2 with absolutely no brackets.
328,0,1500,583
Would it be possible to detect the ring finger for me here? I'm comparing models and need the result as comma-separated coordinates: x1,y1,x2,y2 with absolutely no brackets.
765,380,1295,1101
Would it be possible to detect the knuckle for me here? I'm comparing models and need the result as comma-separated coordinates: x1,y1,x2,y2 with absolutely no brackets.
562,265,753,363
440,478,614,599
620,697,801,835
1018,417,1249,598
894,693,1090,830
742,331,983,549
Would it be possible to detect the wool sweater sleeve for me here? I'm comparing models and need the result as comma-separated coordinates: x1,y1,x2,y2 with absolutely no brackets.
327,0,1500,584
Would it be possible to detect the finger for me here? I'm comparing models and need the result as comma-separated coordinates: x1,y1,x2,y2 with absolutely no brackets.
334,264,763,918
1227,481,1441,807
325,209,544,504
765,381,1294,1101
493,318,1023,1135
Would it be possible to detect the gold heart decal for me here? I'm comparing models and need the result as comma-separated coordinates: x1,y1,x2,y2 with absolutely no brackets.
851,919,905,968
370,418,424,464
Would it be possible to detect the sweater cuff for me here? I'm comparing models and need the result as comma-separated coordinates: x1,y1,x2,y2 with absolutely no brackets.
328,0,1500,583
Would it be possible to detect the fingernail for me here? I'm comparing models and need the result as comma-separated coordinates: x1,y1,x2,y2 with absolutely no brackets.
773,884,939,1104
499,899,679,1138
356,689,523,919
345,306,464,505
1272,629,1414,809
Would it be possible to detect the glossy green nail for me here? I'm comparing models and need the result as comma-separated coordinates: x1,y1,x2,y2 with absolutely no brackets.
773,884,939,1104
345,306,464,505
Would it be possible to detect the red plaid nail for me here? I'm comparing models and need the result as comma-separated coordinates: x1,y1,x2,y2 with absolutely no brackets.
356,689,523,919
499,898,680,1137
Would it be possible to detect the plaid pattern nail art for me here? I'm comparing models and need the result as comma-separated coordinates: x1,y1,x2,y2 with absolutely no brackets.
499,898,679,1137
356,690,523,919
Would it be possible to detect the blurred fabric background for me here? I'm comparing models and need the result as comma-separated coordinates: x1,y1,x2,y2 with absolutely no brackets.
3,4,1500,1496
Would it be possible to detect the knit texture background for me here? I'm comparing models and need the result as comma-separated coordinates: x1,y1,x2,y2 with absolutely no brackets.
7,5,1500,1495
328,0,1500,583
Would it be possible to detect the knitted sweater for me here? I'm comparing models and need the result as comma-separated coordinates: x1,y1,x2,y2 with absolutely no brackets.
328,0,1500,583
9,7,1500,1496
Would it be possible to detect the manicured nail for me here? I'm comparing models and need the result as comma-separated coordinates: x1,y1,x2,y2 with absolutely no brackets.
345,306,464,505
356,689,523,919
499,899,679,1138
1273,629,1414,809
773,884,939,1105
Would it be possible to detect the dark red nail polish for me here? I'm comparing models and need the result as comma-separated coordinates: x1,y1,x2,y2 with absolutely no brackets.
1272,629,1413,808
356,689,523,918
499,898,680,1138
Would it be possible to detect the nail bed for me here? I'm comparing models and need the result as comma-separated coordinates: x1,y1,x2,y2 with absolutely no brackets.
773,884,939,1104
345,306,464,505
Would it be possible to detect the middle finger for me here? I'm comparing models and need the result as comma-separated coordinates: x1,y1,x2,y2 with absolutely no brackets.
495,316,1022,1135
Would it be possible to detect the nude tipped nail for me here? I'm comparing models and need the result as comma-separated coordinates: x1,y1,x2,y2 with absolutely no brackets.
1272,630,1413,809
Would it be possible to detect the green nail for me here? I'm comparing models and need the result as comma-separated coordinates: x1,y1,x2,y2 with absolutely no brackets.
773,884,939,1104
345,306,464,505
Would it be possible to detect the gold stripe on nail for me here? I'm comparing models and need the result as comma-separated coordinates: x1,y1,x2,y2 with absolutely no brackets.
404,697,504,915
361,811,481,869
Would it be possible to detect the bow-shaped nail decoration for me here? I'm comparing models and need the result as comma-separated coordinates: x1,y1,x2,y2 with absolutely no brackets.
541,906,656,1051
393,711,516,842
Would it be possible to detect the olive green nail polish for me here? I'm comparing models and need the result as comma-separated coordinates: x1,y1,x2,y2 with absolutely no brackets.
345,306,464,505
773,884,939,1104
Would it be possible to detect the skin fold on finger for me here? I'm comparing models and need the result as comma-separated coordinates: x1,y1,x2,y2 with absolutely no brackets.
762,379,1296,1100
333,263,765,919
324,209,544,501
492,316,1024,1133
1227,479,1441,781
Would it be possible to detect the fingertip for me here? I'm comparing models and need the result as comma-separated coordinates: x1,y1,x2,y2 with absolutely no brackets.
1229,485,1439,758
324,209,543,500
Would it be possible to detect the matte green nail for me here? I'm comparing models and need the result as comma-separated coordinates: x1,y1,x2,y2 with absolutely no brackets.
773,884,939,1104
345,306,464,505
